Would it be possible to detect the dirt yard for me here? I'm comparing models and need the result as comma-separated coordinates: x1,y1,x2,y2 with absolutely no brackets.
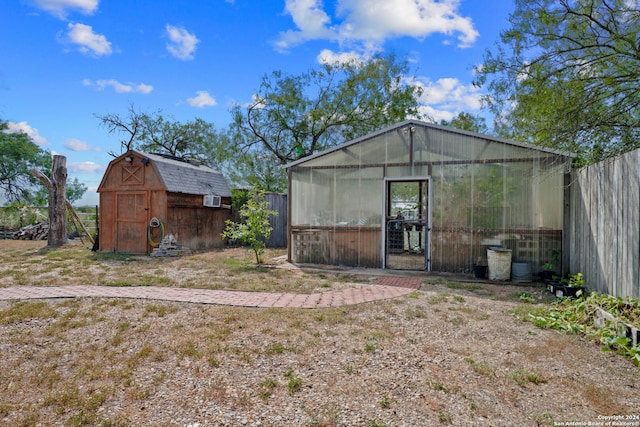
0,241,638,426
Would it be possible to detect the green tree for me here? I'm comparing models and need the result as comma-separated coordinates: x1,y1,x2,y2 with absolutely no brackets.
0,120,51,203
228,53,423,189
227,152,287,193
439,112,489,134
475,0,640,163
65,178,88,204
221,191,277,264
29,177,88,206
96,104,221,163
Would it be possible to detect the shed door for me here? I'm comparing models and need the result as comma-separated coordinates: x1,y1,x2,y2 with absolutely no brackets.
115,192,148,254
385,180,430,270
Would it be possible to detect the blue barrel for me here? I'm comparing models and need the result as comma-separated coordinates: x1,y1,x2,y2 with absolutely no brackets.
511,262,532,282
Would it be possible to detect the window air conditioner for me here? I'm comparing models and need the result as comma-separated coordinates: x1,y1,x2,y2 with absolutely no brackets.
203,194,221,208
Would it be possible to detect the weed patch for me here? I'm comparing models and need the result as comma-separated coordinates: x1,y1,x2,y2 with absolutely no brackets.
0,301,57,324
516,292,640,366
258,378,278,400
510,369,546,386
465,358,495,377
284,369,303,395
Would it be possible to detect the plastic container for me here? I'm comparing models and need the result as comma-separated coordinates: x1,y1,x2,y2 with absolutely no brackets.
511,262,532,282
472,264,488,279
487,247,512,281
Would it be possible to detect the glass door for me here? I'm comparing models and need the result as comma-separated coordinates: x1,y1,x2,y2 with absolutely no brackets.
385,180,429,270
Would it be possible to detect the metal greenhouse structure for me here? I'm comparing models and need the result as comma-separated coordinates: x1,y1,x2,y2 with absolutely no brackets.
284,120,574,273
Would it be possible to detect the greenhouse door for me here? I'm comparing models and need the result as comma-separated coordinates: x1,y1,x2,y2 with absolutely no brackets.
384,180,430,270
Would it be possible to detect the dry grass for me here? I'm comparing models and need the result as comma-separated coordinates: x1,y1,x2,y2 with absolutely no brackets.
0,240,639,426
0,240,373,292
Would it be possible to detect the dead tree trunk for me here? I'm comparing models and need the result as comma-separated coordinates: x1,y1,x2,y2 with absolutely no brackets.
31,156,95,246
30,155,68,246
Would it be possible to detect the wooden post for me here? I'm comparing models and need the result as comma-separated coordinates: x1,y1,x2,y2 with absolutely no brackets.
30,155,68,246
65,199,94,245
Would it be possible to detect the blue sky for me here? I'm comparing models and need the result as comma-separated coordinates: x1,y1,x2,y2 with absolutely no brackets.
1,0,514,206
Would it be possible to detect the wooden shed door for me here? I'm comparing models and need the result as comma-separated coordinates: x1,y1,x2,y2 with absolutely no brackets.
115,192,148,254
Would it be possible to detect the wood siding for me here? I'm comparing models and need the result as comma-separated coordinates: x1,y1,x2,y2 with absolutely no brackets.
166,194,231,250
568,149,640,298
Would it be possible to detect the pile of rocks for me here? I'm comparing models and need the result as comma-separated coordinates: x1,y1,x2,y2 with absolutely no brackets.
150,234,191,257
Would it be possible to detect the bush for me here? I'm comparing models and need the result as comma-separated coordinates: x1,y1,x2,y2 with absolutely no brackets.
221,191,277,264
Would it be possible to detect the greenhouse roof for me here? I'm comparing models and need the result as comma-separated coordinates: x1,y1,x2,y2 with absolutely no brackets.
284,120,576,169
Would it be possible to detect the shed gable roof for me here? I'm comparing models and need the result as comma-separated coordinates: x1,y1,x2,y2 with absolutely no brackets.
144,152,231,197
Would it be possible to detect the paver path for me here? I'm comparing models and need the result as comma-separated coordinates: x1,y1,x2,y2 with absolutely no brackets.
0,278,419,309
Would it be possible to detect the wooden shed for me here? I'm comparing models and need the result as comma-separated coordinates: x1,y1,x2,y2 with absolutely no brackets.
97,150,232,254
285,120,575,273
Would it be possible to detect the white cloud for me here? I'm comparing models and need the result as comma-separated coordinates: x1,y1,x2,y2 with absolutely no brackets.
411,76,483,120
418,105,455,123
316,48,366,65
83,79,153,94
187,91,217,108
65,23,112,56
67,161,103,173
275,0,337,52
249,93,267,109
64,138,91,151
3,121,48,146
29,0,99,19
276,0,478,52
165,25,199,60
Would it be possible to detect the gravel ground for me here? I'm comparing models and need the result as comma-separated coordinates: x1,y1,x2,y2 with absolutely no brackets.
1,278,639,427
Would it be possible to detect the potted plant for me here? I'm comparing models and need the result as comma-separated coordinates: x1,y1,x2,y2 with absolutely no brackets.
472,256,488,279
561,272,586,298
549,276,567,296
539,249,561,283
540,262,555,282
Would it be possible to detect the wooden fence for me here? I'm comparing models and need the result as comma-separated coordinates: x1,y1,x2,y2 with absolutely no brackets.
568,149,640,298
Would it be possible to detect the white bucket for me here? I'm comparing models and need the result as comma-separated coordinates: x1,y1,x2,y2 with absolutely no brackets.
487,247,512,281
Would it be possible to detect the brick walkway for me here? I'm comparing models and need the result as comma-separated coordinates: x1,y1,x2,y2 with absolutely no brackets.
0,277,420,309
374,276,423,289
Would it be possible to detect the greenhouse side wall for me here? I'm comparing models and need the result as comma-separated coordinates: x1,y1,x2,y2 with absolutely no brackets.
289,166,384,267
429,160,565,274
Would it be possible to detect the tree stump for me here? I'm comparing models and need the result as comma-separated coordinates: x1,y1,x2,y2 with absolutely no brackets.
31,155,68,246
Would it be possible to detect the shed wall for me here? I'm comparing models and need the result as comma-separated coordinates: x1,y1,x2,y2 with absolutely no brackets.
165,193,231,250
